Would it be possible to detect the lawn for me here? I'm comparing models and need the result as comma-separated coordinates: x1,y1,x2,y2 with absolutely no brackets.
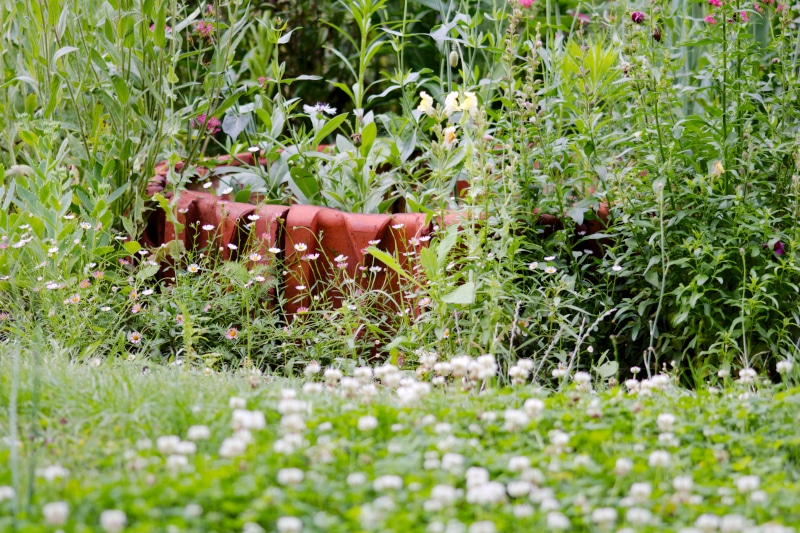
2,347,799,531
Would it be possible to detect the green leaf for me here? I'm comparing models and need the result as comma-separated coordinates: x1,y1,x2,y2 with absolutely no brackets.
123,241,141,255
289,167,319,203
53,46,78,64
313,113,349,146
136,263,160,281
595,361,619,379
360,121,377,157
419,247,438,280
441,282,476,305
367,246,422,288
112,76,130,105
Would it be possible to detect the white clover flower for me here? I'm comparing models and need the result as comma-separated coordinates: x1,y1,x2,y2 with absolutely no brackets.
546,512,570,530
468,521,496,533
512,504,534,518
276,516,303,533
99,509,127,533
573,371,591,385
735,475,760,493
166,454,189,469
434,483,460,504
0,486,15,502
506,480,532,498
219,437,247,458
695,514,720,532
503,409,529,432
777,360,793,374
187,425,210,441
615,457,633,476
630,482,652,503
529,486,555,503
277,468,304,486
649,450,671,467
373,475,403,491
466,481,506,505
657,413,676,432
508,456,531,473
591,507,618,528
450,356,472,378
35,464,69,481
720,514,748,532
347,472,367,486
243,522,266,533
228,396,246,409
232,410,266,431
673,475,694,493
354,366,374,384
626,507,652,526
277,399,307,415
302,382,324,395
303,361,321,376
324,368,343,385
42,501,69,526
441,453,465,473
523,398,545,418
280,414,306,434
738,368,757,384
184,504,203,519
358,415,379,431
549,430,569,451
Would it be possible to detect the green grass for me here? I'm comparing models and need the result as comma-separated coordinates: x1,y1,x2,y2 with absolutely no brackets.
2,345,800,532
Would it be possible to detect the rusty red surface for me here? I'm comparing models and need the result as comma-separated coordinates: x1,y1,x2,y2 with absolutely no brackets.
143,154,611,327
282,205,431,316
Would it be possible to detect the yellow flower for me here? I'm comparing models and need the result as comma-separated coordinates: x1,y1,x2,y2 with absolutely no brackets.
443,91,460,117
443,126,458,150
459,91,478,117
417,91,435,116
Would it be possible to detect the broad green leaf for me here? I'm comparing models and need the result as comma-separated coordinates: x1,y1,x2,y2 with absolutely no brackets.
313,113,349,146
123,241,141,255
441,282,476,305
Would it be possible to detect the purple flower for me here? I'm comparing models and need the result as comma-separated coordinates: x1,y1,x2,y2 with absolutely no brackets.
774,241,785,255
631,11,646,23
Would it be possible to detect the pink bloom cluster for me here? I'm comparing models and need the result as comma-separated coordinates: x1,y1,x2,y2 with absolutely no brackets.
194,114,221,135
194,22,214,39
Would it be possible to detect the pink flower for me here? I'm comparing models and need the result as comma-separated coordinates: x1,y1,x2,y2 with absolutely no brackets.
704,14,717,23
709,0,721,6
194,114,221,135
631,11,646,23
225,327,238,340
519,0,533,7
194,22,214,38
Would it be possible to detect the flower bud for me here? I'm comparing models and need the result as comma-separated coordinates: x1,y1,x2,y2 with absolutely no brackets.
449,50,459,68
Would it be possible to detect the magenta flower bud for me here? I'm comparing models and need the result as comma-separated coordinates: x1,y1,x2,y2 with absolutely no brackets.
631,11,646,23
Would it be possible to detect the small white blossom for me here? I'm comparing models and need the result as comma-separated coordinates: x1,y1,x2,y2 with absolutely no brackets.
100,510,127,533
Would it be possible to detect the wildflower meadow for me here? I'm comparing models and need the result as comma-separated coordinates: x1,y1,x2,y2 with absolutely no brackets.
2,0,800,531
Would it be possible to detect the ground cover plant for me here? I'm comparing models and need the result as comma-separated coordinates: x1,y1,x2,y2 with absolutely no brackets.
2,345,800,532
3,0,800,529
